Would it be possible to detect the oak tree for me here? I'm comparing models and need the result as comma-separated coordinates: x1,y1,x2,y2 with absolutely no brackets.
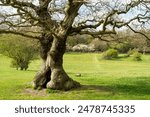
0,0,150,90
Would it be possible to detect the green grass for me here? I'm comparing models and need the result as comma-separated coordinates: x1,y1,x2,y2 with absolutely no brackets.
0,53,150,100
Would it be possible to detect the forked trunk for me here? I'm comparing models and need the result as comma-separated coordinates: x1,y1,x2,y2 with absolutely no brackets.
33,1,82,90
33,35,80,90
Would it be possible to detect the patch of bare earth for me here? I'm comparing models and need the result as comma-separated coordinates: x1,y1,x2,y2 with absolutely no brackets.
23,88,48,97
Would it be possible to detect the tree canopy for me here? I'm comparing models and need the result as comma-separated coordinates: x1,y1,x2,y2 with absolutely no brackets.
0,0,149,40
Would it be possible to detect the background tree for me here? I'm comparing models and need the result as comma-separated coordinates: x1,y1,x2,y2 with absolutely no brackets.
0,35,39,70
67,34,92,47
0,0,150,90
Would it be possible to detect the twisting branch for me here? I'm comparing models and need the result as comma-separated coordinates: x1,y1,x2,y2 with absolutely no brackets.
127,24,150,41
0,29,41,39
68,0,150,40
61,0,83,31
39,0,52,8
0,0,150,41
0,0,38,10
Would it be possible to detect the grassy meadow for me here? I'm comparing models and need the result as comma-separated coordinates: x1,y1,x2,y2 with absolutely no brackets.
0,53,150,99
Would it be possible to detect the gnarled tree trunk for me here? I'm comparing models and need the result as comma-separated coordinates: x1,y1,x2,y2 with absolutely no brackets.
33,34,80,90
33,1,82,90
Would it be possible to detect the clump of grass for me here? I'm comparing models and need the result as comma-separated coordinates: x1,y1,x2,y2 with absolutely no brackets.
127,49,137,57
46,89,60,93
101,49,118,60
125,49,142,61
132,52,142,61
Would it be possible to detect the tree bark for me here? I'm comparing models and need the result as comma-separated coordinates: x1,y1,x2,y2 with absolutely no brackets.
33,34,53,89
46,36,80,90
33,35,80,90
31,0,82,90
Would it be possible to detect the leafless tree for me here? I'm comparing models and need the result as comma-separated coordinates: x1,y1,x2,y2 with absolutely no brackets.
0,0,150,90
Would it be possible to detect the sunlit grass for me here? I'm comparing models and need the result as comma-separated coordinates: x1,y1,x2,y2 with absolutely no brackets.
0,53,150,100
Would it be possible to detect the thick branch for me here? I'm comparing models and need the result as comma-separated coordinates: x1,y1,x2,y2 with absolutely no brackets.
127,24,150,41
79,30,116,36
0,29,40,39
70,20,104,33
61,0,83,32
39,0,52,8
0,0,38,10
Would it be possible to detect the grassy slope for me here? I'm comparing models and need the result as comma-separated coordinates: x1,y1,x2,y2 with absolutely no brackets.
0,53,150,100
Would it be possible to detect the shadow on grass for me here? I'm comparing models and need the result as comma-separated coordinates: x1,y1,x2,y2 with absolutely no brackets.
75,77,150,96
78,85,112,92
113,84,150,95
110,55,129,61
26,69,38,72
